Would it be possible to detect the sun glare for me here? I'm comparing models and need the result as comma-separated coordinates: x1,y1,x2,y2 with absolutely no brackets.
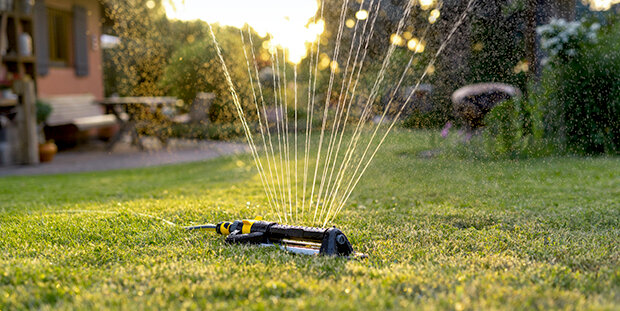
418,0,435,10
428,9,440,24
407,38,425,53
355,10,368,20
163,0,323,64
583,0,620,10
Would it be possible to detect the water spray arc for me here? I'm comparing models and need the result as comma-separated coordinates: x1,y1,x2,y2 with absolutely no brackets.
207,0,477,227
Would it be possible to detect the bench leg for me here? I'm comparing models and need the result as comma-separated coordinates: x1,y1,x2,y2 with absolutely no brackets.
106,121,132,151
158,135,168,148
131,127,145,150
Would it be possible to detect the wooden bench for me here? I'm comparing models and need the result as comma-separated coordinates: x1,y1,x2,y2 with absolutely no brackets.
41,94,118,147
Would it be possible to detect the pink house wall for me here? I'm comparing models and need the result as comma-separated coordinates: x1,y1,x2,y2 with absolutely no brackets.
36,0,104,99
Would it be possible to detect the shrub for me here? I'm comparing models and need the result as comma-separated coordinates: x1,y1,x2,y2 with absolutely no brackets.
536,18,600,63
537,18,619,155
167,123,244,141
478,96,553,158
483,99,520,155
443,94,554,160
160,39,243,124
465,15,619,159
35,100,53,124
159,26,264,126
402,108,447,129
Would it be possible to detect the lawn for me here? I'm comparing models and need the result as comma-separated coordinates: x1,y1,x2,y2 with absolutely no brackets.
1,130,618,310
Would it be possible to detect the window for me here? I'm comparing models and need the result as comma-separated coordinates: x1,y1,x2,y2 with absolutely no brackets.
47,8,72,66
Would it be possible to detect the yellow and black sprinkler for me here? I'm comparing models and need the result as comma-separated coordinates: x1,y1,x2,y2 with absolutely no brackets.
185,217,365,258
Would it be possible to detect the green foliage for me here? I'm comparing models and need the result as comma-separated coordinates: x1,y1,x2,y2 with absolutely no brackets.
103,16,211,96
35,100,53,124
445,95,554,159
0,130,618,309
539,17,619,155
383,50,444,130
483,99,521,155
167,122,244,141
457,14,620,159
158,26,265,125
402,108,446,129
482,97,553,158
467,0,527,91
102,0,173,97
102,0,264,129
159,40,225,106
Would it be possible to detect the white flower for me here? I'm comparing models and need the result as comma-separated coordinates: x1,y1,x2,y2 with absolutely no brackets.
587,32,597,42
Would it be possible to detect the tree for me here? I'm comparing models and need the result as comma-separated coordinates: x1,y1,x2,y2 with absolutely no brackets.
160,25,265,123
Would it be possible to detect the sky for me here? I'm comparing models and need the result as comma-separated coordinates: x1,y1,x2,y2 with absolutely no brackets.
162,0,324,63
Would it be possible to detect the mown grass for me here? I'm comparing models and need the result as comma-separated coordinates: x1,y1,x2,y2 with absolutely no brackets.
1,130,618,310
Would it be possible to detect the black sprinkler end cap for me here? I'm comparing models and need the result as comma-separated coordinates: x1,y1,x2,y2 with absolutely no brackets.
319,228,354,256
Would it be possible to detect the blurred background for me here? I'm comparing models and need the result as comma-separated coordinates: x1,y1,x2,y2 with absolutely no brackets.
0,0,617,170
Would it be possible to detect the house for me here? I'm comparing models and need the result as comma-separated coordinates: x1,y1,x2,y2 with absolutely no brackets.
0,0,107,165
34,0,104,99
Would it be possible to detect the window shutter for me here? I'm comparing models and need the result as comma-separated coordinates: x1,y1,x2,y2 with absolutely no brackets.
34,0,49,76
73,5,88,77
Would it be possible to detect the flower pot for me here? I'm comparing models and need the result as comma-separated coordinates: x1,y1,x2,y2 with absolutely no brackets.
38,141,57,162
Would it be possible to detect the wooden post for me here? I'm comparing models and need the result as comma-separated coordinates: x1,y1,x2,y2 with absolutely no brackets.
14,79,39,165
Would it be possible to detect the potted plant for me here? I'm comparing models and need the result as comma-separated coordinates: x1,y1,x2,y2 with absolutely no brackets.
36,100,56,162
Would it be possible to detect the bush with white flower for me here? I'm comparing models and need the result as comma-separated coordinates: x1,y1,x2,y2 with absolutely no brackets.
535,15,619,155
536,18,600,64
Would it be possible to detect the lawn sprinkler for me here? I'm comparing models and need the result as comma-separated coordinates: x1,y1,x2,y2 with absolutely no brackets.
185,218,365,258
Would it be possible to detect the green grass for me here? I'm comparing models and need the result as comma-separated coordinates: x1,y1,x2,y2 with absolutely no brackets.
1,130,619,310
